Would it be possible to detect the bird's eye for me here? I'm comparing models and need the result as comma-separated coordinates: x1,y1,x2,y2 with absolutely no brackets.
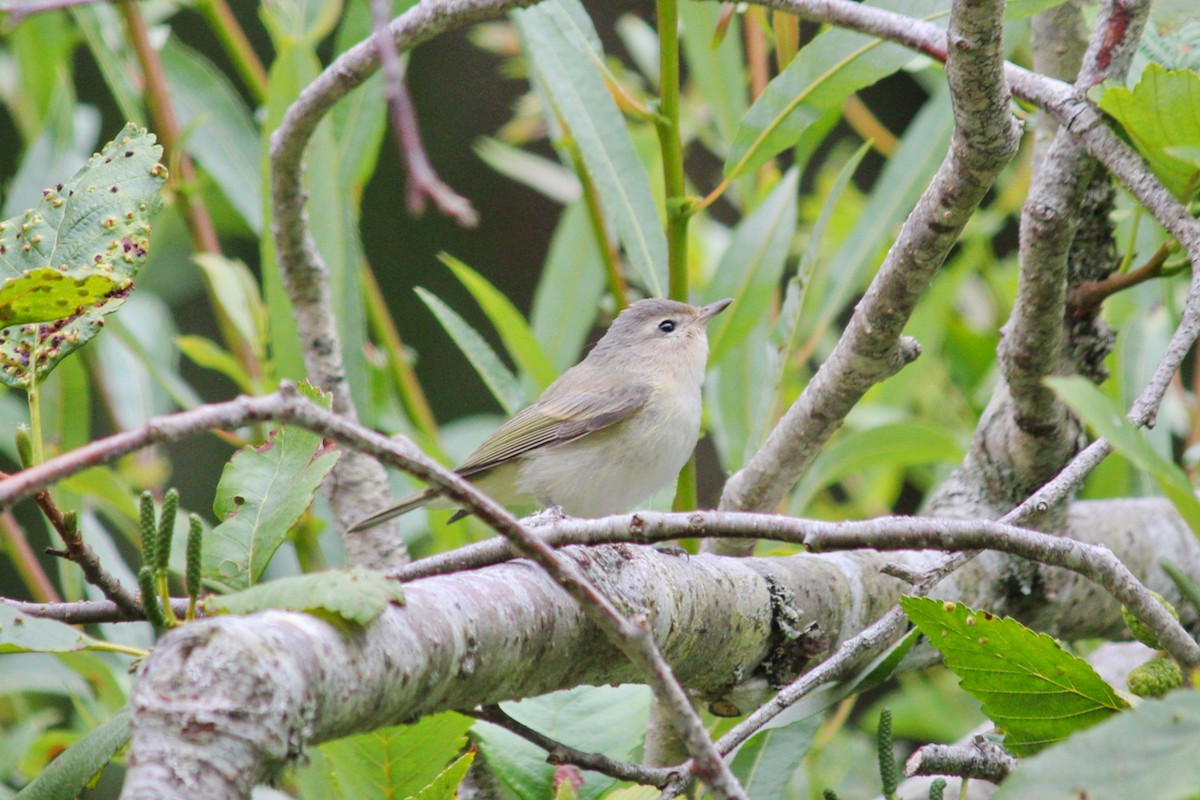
658,320,676,333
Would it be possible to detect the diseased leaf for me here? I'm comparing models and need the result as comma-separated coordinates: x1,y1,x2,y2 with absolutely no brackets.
293,712,471,800
415,287,526,415
12,710,130,800
1096,64,1200,198
901,597,1127,756
0,123,166,388
201,384,340,592
203,568,405,625
1048,376,1200,536
514,0,667,296
994,691,1200,800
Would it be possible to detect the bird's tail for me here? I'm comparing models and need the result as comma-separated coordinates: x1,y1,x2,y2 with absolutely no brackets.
347,488,438,532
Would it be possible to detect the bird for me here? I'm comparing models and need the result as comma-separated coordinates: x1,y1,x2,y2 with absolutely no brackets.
348,297,732,531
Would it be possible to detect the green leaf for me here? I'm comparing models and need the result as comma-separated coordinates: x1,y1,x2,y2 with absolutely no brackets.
193,253,269,367
474,137,582,205
731,715,820,800
705,167,799,364
294,712,472,800
1047,375,1200,536
726,0,948,180
407,751,475,800
710,323,776,473
415,287,526,415
0,603,109,654
790,421,964,513
473,684,652,800
901,597,1127,756
514,0,668,296
202,388,340,592
0,123,166,388
176,335,256,394
994,691,1200,800
530,201,607,373
203,568,405,625
1096,64,1200,198
440,253,559,390
13,710,130,800
161,36,263,235
70,5,143,125
260,0,343,47
679,0,748,149
331,0,395,195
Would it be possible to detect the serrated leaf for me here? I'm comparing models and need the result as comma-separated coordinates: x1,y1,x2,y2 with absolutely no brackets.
731,716,820,800
514,0,667,296
1096,64,1200,198
726,0,948,180
1047,375,1200,536
994,691,1200,800
705,168,799,364
13,709,130,800
440,253,558,390
294,712,472,800
203,568,404,625
0,603,108,654
201,391,340,592
407,751,475,800
415,287,526,415
0,123,166,388
901,597,1127,756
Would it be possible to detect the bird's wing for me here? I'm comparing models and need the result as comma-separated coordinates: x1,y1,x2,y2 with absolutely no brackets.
456,382,651,477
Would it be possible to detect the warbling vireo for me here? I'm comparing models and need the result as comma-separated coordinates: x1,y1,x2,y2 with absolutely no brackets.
349,297,732,531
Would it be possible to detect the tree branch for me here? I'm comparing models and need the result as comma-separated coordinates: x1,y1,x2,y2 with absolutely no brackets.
717,0,1019,520
905,735,1017,784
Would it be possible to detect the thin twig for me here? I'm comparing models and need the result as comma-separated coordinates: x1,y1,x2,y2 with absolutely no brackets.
370,0,478,226
0,470,141,616
1069,242,1174,318
2,595,190,624
470,705,679,787
0,386,740,797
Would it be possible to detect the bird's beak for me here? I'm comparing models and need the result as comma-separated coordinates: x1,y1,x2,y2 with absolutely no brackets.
697,298,733,324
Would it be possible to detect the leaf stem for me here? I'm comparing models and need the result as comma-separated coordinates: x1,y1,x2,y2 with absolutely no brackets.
27,368,44,467
194,0,268,104
564,131,630,310
656,0,688,302
89,641,150,658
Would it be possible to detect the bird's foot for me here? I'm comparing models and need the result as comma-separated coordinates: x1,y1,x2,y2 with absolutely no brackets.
524,505,568,527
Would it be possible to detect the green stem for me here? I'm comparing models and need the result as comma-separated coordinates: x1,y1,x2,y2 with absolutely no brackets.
26,375,44,467
564,134,630,309
88,641,150,658
656,0,696,511
195,0,269,105
656,0,688,302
